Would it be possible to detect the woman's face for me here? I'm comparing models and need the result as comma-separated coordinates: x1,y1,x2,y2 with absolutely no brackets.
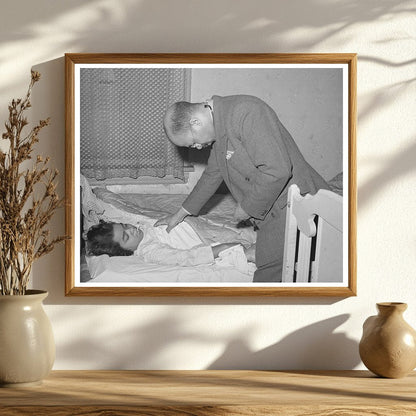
112,223,143,251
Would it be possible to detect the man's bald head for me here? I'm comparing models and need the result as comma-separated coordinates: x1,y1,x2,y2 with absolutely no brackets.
163,100,216,149
163,101,195,147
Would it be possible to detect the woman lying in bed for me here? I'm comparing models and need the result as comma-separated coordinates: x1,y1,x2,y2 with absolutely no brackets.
86,220,256,267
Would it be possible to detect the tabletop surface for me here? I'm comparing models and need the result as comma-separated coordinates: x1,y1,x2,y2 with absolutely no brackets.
1,370,415,415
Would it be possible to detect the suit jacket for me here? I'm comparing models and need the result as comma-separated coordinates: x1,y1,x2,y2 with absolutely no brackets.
183,95,329,221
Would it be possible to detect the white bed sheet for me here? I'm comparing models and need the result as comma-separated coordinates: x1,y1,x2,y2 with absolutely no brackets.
87,245,254,283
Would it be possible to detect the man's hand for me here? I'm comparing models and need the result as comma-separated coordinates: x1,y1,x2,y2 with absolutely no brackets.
154,207,189,233
233,203,249,222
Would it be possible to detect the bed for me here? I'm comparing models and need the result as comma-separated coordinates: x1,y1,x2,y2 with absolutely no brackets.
80,175,257,284
80,173,343,285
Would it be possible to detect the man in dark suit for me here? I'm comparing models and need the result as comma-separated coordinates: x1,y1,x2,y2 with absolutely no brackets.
156,95,329,282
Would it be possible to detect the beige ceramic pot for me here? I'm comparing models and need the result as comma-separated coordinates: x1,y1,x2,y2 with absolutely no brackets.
0,290,55,387
359,302,416,378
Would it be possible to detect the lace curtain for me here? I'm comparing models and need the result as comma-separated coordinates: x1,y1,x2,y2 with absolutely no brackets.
80,68,190,181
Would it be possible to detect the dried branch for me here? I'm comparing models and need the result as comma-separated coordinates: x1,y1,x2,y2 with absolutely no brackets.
0,71,67,295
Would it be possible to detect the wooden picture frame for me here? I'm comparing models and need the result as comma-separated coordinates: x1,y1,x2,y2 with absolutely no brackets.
65,53,356,296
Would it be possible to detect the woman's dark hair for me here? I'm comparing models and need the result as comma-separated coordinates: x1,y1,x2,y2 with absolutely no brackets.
86,220,134,257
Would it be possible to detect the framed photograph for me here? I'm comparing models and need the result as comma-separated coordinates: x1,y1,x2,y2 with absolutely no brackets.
65,53,356,296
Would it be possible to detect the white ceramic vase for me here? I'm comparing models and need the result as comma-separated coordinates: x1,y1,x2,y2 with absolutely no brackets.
0,290,55,387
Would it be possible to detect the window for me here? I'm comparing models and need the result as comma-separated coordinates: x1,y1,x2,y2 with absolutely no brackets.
80,68,190,181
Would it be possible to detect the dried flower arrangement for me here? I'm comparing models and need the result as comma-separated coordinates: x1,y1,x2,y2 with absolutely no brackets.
0,71,66,295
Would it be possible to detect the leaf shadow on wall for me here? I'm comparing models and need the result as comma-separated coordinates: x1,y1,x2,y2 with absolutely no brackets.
356,55,416,210
0,0,414,98
53,310,222,369
207,314,360,370
358,139,416,209
53,308,359,370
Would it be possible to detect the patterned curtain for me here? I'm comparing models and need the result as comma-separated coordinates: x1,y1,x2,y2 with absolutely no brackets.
80,68,189,181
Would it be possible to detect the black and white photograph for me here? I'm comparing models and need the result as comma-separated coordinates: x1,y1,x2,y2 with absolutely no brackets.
65,54,356,296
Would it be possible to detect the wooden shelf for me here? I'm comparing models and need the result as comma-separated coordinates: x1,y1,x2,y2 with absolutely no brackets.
1,370,415,415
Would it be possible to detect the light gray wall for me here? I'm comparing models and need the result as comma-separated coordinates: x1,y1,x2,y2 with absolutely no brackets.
191,67,343,180
0,0,415,371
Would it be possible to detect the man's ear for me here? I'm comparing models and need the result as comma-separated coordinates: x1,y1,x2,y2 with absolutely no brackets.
189,118,202,126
